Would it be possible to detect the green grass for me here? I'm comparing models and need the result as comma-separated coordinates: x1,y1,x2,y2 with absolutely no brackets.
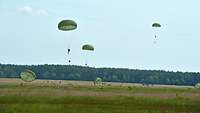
0,81,200,113
0,95,200,113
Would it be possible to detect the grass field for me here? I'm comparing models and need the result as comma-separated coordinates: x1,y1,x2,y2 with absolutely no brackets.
0,78,200,113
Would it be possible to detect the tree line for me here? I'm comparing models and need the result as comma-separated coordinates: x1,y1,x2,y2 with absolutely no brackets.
0,64,200,86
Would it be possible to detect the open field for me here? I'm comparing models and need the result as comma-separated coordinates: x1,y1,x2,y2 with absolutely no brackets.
0,78,200,113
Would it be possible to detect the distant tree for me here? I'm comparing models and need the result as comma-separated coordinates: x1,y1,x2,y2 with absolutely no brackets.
0,64,200,86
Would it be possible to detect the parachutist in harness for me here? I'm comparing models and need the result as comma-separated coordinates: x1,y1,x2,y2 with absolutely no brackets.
67,49,71,64
58,20,77,65
152,22,161,43
67,48,71,55
82,44,94,67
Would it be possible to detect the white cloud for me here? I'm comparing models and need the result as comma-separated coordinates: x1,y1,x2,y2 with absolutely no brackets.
18,6,33,15
18,6,49,16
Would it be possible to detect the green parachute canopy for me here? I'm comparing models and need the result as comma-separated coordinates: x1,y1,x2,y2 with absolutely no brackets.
96,77,102,82
20,69,36,82
82,44,94,51
195,83,200,89
94,77,102,85
58,20,77,31
152,23,161,27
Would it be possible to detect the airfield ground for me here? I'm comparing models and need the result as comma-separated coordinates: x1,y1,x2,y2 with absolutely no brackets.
0,78,199,113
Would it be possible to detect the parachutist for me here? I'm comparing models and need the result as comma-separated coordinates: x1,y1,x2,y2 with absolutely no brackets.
152,22,161,44
82,44,94,67
67,48,70,55
58,20,77,64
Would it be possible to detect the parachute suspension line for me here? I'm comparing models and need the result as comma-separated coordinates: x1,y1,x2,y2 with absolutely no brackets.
67,48,70,55
152,22,161,44
153,28,158,44
85,59,88,66
83,51,88,66
66,33,72,65
154,29,158,39
154,33,157,44
83,52,88,66
154,34,157,39
66,30,75,65
67,45,71,64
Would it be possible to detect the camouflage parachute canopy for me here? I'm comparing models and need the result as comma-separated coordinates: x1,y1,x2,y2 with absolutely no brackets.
195,83,200,89
58,20,77,31
82,44,94,51
96,77,102,82
95,77,102,84
152,23,161,27
20,69,36,82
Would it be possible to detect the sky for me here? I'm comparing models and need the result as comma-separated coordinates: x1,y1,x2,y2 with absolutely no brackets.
0,0,200,72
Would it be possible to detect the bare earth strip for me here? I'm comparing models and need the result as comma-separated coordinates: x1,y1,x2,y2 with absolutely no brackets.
0,78,194,88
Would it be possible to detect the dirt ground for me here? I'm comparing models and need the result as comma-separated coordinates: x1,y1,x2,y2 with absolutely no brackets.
0,78,194,88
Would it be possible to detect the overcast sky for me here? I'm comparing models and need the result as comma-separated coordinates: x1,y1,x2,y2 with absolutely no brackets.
1,0,200,72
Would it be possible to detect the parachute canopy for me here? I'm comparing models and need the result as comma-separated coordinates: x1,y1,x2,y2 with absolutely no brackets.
20,69,36,82
195,83,200,89
82,44,94,51
95,77,102,82
94,77,102,85
58,20,77,31
152,23,161,27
